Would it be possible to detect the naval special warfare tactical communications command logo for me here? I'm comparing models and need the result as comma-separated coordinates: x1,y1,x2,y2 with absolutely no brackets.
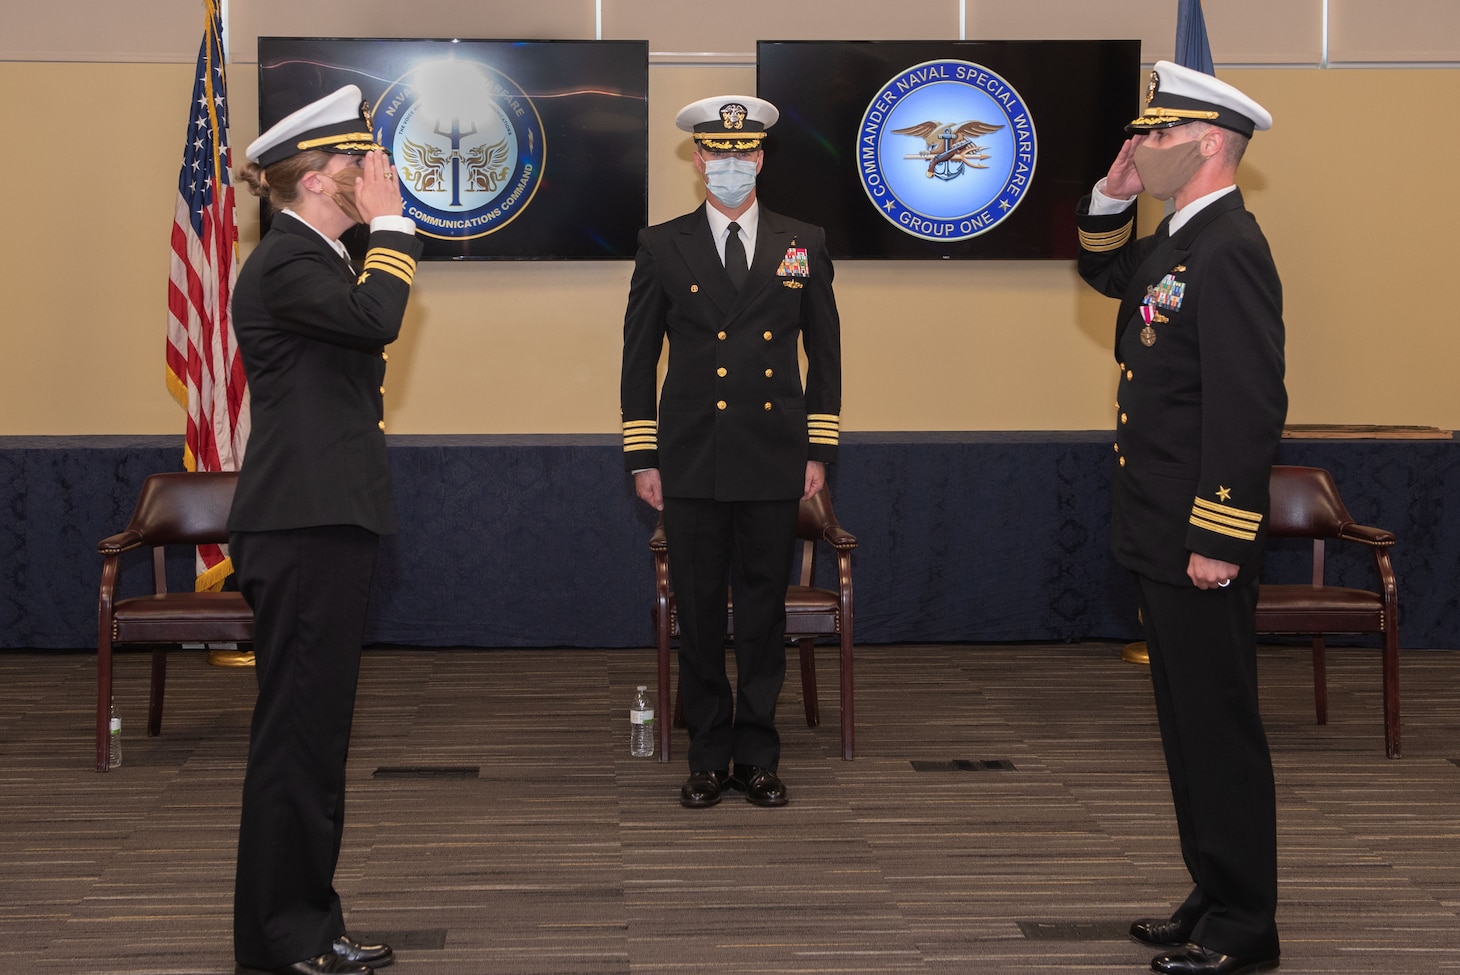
858,59,1036,242
373,57,545,241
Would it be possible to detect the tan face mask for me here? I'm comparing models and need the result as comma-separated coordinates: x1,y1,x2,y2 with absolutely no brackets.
321,165,364,224
1132,137,1207,201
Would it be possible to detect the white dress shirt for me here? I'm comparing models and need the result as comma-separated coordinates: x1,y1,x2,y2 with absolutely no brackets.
703,200,760,267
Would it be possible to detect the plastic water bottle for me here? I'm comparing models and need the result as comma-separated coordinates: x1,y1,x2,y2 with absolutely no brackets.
108,701,123,769
630,686,655,758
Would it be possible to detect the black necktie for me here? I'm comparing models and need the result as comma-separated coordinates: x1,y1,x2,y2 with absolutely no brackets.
725,221,748,291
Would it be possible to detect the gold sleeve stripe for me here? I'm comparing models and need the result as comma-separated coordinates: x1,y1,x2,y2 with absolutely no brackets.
365,246,416,269
1078,221,1134,253
363,249,416,285
808,414,841,446
1189,507,1262,533
1192,496,1262,524
1190,514,1259,541
622,419,657,452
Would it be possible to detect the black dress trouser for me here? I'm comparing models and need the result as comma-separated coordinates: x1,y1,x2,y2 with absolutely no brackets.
663,497,800,773
1135,574,1280,961
230,525,379,970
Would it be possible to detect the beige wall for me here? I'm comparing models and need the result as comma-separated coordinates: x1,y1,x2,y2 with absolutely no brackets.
2,2,1458,435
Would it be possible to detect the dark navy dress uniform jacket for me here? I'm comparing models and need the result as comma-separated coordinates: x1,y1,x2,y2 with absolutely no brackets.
620,204,842,499
1077,189,1287,585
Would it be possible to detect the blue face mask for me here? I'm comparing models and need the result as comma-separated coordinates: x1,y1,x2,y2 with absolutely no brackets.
703,156,757,207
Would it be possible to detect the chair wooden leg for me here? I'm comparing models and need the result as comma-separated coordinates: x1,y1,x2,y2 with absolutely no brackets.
656,612,673,763
1311,636,1328,725
148,649,167,737
1383,628,1401,759
96,635,114,773
798,638,820,728
839,628,854,760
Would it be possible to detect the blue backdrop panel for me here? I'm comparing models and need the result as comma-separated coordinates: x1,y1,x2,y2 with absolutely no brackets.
2,433,1456,650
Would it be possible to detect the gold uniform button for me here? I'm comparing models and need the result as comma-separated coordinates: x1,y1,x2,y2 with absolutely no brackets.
716,400,727,410
763,331,772,341
691,284,699,293
717,330,727,340
1119,456,1126,467
379,386,386,396
382,352,389,362
717,367,727,377
764,402,772,410
1120,413,1128,424
377,420,386,431
1113,443,1120,453
764,369,773,378
1126,369,1134,380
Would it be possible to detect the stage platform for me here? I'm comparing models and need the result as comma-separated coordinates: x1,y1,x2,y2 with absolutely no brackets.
3,432,1457,650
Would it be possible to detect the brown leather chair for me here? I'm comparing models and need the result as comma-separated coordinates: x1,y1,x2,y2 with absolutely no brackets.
1256,465,1400,757
651,486,857,762
95,472,254,771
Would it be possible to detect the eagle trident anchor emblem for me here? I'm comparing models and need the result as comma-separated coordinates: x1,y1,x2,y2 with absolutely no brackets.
894,119,1005,180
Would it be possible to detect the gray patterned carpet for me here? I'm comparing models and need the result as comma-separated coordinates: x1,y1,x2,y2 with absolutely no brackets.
2,643,1457,974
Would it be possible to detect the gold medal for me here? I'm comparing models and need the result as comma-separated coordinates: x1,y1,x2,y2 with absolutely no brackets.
1140,324,1157,347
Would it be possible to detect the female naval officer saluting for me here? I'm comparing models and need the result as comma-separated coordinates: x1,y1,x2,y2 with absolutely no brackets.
228,84,421,975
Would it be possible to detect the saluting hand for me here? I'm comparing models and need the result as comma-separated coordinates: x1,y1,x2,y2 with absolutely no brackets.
1104,136,1145,200
354,149,405,224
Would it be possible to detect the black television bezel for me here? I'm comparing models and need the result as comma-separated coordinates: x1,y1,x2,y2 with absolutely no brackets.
255,36,649,261
755,39,1142,260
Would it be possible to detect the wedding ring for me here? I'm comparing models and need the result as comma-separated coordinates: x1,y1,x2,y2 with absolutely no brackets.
384,173,394,180
1219,579,1232,588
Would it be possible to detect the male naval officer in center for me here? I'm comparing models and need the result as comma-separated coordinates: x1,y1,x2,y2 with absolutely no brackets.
620,95,842,809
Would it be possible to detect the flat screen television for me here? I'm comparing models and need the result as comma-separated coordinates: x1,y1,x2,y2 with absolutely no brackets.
256,37,648,260
756,40,1141,259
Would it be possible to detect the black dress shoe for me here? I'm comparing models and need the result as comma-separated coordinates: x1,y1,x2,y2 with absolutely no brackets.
730,765,788,807
235,952,370,975
680,770,729,808
1131,917,1196,948
333,935,394,969
1151,945,1279,975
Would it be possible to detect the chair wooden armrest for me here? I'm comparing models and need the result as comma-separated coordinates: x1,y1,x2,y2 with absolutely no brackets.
1339,524,1395,546
98,531,145,556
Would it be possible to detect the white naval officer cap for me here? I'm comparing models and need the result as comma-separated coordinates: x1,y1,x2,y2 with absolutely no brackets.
1127,60,1272,137
246,84,386,168
675,95,779,151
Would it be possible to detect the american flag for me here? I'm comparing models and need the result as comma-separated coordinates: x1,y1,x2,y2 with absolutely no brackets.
165,0,249,591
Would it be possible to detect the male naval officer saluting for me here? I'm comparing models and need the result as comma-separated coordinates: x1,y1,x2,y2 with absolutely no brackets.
1077,61,1287,975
